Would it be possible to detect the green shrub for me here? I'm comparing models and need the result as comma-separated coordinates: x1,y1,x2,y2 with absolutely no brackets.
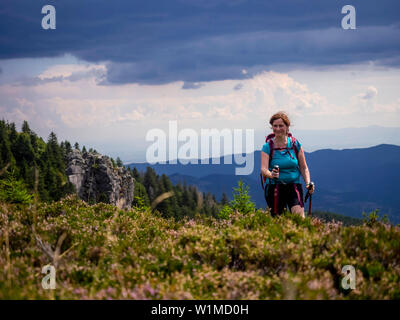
362,209,390,227
218,204,233,219
218,180,256,220
230,180,255,214
0,175,33,204
1,194,400,300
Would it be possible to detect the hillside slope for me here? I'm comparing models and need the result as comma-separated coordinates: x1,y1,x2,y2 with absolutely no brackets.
1,196,399,299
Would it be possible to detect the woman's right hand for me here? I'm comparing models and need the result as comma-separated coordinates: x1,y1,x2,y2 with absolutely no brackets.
271,168,279,179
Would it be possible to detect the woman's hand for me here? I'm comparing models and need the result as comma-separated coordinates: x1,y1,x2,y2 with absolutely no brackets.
306,183,315,194
271,168,279,179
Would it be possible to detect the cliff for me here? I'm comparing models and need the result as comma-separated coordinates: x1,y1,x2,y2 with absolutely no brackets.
66,149,134,209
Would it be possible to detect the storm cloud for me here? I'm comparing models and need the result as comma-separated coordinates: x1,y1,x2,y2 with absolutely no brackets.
1,0,399,85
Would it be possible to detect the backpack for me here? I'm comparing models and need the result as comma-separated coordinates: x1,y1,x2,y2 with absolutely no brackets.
260,133,299,190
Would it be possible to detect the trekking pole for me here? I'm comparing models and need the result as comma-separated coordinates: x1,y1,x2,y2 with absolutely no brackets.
305,182,314,217
273,165,279,215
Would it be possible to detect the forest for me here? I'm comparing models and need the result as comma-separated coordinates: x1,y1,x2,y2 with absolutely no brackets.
0,119,226,219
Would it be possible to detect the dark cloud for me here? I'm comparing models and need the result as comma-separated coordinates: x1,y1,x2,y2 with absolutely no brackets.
1,0,399,84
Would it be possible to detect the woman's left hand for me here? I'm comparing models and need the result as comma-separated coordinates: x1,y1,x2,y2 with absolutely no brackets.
307,183,315,195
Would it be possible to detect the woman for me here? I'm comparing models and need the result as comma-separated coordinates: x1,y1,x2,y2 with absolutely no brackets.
261,111,315,218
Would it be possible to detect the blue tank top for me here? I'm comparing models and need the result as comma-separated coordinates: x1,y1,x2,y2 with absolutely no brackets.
261,137,302,184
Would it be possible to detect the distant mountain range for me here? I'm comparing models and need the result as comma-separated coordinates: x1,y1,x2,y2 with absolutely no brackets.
128,144,400,224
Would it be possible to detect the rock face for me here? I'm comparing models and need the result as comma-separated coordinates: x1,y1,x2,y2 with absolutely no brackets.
66,150,134,209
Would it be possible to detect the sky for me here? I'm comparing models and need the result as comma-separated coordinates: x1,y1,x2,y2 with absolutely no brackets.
1,0,400,163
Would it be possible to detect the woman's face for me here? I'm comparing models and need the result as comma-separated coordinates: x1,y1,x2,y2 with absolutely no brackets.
272,118,288,136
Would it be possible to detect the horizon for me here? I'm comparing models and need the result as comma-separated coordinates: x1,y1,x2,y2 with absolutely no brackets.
4,117,400,163
125,141,400,165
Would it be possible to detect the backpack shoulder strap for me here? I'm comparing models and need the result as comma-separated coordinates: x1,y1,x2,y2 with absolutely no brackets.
261,134,275,190
265,134,275,163
288,133,299,159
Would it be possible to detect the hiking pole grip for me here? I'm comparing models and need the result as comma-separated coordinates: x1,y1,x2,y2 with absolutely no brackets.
273,165,279,182
307,181,314,217
305,182,314,217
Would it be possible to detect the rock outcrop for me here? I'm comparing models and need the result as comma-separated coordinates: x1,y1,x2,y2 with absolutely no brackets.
66,149,134,209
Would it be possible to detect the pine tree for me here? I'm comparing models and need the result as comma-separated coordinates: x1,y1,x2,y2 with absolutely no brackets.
8,122,17,145
131,167,141,182
182,185,191,208
28,129,39,153
190,186,198,210
12,133,35,164
143,167,158,202
173,184,183,206
74,142,80,150
116,157,123,167
64,141,72,154
36,165,49,202
0,120,14,168
47,132,64,169
156,174,176,218
230,180,255,214
21,120,30,134
132,181,150,208
221,192,229,205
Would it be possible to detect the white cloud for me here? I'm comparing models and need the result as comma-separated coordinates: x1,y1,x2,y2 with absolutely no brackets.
360,86,378,100
233,83,243,91
38,64,106,80
6,66,329,129
1,59,400,160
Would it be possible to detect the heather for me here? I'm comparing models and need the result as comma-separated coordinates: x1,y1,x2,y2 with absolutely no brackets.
1,195,399,300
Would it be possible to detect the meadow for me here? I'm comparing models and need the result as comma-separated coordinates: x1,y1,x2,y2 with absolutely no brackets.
1,194,399,300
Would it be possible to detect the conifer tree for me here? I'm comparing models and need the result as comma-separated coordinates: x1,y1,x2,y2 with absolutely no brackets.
0,120,14,168
21,120,30,134
221,192,229,205
144,167,158,202
182,185,191,208
156,174,176,218
131,167,141,183
132,181,150,208
47,132,64,169
29,131,38,153
116,157,123,167
12,133,35,164
8,122,17,145
64,141,72,154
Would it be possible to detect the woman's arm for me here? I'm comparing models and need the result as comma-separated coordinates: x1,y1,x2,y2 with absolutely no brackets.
297,147,314,193
261,151,273,178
